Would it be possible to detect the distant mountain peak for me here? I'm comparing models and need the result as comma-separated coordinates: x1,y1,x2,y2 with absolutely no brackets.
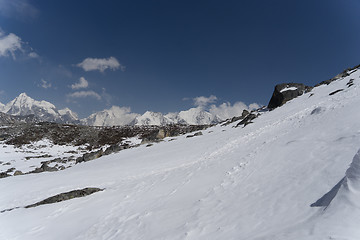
1,93,78,124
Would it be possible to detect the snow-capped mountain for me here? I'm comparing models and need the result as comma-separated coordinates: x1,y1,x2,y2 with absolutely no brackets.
81,106,140,126
83,107,226,126
0,93,79,123
132,111,173,126
177,107,222,125
58,108,79,123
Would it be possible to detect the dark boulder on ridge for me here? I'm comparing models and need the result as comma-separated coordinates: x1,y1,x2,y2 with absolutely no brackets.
268,83,312,109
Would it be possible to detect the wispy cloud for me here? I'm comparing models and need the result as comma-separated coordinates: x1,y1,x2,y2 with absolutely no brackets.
193,95,217,108
39,79,51,89
28,52,39,59
0,0,39,20
0,30,22,59
76,57,125,72
70,77,89,89
67,90,101,101
0,28,39,60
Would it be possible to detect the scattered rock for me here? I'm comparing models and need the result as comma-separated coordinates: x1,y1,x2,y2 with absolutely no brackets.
315,64,360,87
146,144,153,147
25,154,52,160
329,89,344,96
30,163,58,173
76,149,104,163
6,168,16,173
13,170,23,176
0,172,10,178
235,113,258,128
103,144,126,155
186,131,203,138
347,79,354,88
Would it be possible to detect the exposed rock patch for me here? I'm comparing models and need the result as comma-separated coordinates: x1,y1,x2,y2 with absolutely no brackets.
25,187,104,208
1,187,104,213
329,89,344,96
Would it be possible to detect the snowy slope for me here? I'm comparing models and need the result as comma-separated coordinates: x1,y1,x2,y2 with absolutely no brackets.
1,68,360,239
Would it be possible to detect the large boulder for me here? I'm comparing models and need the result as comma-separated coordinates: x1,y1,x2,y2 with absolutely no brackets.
267,83,312,109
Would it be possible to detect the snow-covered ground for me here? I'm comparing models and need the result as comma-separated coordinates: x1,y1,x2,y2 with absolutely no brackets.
1,69,360,239
0,139,86,173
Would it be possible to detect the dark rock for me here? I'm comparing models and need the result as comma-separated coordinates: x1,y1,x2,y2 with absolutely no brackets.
329,89,344,96
268,83,312,109
221,109,250,126
0,172,10,178
235,113,258,128
6,168,16,173
31,163,58,173
186,131,203,138
25,187,104,208
146,144,153,147
347,79,354,88
76,149,103,163
315,64,360,87
103,144,123,155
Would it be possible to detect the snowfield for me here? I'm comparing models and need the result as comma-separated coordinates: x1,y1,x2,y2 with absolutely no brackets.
1,69,360,239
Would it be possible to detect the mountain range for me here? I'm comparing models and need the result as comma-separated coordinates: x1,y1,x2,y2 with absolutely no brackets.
0,93,256,126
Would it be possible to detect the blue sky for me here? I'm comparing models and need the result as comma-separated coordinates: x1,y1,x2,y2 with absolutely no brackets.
0,0,360,118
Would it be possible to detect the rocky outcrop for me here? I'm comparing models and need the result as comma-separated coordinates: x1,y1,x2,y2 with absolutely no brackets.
0,187,103,211
30,163,58,173
268,83,312,109
76,149,104,163
315,64,360,87
25,187,104,208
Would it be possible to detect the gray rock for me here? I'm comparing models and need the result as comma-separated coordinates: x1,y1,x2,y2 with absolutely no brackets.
103,144,124,155
31,163,58,173
235,113,258,128
0,172,10,178
329,89,344,96
76,149,103,163
14,170,23,176
25,187,104,208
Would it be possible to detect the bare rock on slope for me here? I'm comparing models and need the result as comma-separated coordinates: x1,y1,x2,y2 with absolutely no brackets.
268,83,312,109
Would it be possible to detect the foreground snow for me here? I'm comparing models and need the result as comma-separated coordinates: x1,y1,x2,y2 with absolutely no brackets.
1,70,360,239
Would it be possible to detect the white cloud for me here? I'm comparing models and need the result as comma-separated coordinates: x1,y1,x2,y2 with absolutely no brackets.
39,79,51,89
0,0,39,19
76,57,124,72
193,95,217,107
70,77,89,89
67,90,101,101
0,31,22,59
209,101,261,120
28,52,39,58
